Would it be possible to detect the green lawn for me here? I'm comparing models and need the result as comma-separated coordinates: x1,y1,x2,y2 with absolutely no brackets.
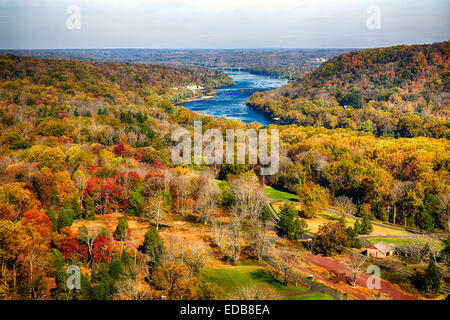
202,265,308,299
280,292,336,300
264,186,299,202
366,237,445,250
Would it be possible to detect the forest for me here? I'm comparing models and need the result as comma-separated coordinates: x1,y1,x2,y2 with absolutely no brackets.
0,48,350,80
0,46,448,300
248,41,449,138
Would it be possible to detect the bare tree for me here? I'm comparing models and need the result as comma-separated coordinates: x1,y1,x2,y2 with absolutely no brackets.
249,219,273,261
144,190,169,230
196,174,219,225
233,284,276,300
275,249,299,286
78,226,104,265
164,234,208,275
408,236,425,261
333,195,356,217
210,214,227,250
181,242,208,275
227,175,267,262
114,279,154,300
422,237,441,263
345,253,367,288
229,175,266,221
173,174,195,216
228,209,245,262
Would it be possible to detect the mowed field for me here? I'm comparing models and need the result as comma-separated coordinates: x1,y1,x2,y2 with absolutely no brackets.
202,265,309,299
264,186,300,202
365,237,445,250
270,201,410,236
279,292,336,300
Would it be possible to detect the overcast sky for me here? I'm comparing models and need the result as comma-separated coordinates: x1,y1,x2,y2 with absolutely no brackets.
0,0,448,49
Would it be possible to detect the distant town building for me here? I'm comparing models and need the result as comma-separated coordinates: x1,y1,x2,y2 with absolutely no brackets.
173,85,204,91
186,85,204,91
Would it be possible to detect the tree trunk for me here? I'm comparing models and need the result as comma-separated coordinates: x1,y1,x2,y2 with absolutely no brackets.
393,205,396,225
284,269,288,286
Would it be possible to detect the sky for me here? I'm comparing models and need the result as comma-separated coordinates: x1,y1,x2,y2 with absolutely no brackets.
0,0,449,49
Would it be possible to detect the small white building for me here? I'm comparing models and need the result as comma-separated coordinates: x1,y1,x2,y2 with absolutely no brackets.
186,85,204,91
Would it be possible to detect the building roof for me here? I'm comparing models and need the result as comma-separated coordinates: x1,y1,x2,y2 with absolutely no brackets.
368,241,396,255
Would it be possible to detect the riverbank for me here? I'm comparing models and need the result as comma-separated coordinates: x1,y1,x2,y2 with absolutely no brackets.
176,94,216,105
182,71,287,125
245,101,284,124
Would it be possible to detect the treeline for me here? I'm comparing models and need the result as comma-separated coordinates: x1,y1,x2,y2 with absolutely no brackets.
0,53,448,300
248,93,449,138
266,125,450,232
0,54,233,107
0,55,242,300
248,66,303,80
248,41,450,138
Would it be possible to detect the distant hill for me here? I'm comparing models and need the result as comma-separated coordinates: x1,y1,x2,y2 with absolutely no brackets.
0,54,233,106
0,48,351,80
248,41,450,138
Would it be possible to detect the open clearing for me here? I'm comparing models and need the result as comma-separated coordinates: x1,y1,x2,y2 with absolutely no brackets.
279,292,336,300
202,265,309,299
365,237,445,249
264,186,300,202
270,201,410,236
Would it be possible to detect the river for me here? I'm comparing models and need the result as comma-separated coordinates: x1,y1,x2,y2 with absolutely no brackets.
183,71,287,126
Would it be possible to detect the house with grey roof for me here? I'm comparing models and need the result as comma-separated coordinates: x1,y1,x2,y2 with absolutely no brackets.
366,241,396,258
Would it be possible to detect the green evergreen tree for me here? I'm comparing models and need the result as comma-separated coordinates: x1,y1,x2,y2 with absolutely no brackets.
114,218,129,241
71,196,83,220
57,208,74,231
353,219,362,234
142,227,165,271
279,203,307,240
82,195,96,219
346,227,362,249
49,248,67,298
90,263,114,299
418,210,434,233
108,254,124,280
423,258,441,295
121,250,136,279
360,215,373,234
260,206,271,222
46,207,58,231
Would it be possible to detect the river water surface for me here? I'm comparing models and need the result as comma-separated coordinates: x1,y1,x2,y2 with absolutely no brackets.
183,71,287,126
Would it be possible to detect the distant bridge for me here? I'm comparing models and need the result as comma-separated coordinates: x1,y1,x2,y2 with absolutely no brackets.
213,67,250,72
214,88,249,92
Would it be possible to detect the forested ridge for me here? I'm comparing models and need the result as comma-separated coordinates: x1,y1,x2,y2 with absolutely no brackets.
0,52,448,300
248,41,450,138
0,55,242,300
0,54,233,107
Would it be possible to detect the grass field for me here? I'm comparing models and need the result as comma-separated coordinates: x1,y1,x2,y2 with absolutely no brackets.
280,292,336,300
202,265,308,299
270,202,410,237
264,187,299,202
366,237,445,249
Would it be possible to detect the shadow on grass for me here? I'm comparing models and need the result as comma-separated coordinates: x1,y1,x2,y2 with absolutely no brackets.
321,213,342,221
249,269,286,289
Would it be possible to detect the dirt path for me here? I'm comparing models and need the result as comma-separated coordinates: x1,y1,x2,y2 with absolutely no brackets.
263,256,343,300
293,260,369,300
302,254,417,300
